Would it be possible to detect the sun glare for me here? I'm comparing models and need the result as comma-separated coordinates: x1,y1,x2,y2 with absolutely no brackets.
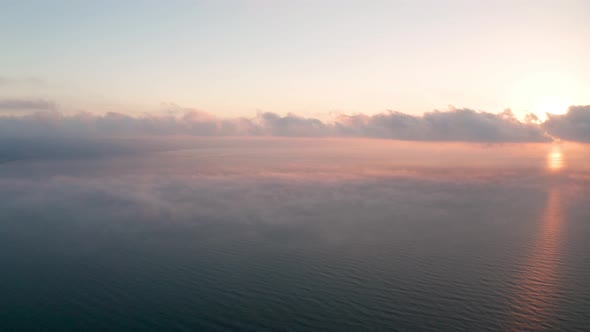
531,96,570,121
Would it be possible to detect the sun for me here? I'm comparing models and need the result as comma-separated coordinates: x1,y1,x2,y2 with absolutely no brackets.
530,96,570,121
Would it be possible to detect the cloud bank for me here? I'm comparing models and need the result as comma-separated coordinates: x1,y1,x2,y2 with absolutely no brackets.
0,104,558,142
543,106,590,142
334,108,549,142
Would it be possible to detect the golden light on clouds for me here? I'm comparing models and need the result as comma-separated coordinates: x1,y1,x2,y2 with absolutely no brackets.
530,96,570,121
509,70,582,121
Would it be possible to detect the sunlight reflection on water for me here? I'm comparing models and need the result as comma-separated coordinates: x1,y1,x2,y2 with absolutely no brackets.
508,187,564,331
509,146,570,330
547,145,564,172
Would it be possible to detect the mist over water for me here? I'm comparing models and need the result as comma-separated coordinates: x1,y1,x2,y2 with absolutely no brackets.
1,138,589,331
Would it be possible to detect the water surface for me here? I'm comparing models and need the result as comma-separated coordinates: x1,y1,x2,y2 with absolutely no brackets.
1,138,589,331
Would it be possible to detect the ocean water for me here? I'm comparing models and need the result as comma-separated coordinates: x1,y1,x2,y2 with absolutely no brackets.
0,138,589,331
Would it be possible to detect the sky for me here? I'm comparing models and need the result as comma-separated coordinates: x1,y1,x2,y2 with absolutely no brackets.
1,0,589,119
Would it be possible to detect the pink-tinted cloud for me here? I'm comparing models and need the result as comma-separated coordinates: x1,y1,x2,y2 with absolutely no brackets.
543,106,590,142
0,106,553,142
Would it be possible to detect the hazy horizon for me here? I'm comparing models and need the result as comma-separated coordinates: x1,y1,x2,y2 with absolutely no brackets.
1,1,589,331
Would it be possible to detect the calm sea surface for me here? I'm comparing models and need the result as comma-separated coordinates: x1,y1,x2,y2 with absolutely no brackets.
1,138,589,331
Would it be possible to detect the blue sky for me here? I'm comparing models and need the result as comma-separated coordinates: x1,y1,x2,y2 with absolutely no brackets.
1,0,589,118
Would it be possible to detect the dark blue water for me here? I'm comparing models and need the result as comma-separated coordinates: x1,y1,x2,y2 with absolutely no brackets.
1,138,589,331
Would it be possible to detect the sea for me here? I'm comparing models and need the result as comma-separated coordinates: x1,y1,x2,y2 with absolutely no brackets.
1,137,589,331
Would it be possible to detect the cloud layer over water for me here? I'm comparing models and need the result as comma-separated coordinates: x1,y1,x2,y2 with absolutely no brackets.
1,103,589,142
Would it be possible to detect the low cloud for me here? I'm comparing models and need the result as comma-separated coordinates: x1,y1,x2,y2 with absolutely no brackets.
335,108,549,142
543,106,590,142
0,106,554,142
